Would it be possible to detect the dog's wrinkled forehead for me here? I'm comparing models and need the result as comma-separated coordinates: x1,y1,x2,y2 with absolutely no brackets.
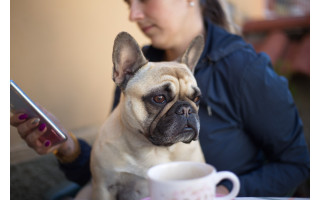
126,61,197,96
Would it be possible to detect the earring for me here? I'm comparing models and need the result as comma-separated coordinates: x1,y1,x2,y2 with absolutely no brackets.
189,1,195,7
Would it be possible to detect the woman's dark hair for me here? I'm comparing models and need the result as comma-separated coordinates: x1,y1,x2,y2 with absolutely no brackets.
200,0,228,29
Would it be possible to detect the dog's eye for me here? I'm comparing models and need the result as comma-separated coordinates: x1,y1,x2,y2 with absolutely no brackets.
153,95,166,104
193,96,201,103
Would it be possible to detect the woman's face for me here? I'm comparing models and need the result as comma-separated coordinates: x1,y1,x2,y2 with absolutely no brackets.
125,0,194,49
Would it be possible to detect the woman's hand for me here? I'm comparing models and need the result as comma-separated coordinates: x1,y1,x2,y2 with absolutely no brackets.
10,109,79,162
11,113,54,154
216,185,229,196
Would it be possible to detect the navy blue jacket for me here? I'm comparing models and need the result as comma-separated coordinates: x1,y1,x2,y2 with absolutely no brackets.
199,21,310,196
60,19,309,197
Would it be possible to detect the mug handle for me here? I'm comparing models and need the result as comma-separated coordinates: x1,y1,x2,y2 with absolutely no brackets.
214,171,240,200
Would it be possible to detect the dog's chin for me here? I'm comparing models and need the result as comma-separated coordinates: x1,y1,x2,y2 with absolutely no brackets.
148,127,198,147
181,128,199,144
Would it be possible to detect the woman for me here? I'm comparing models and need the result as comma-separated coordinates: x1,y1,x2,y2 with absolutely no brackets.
11,0,309,197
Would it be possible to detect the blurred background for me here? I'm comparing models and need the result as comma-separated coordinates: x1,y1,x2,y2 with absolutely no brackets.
10,0,310,199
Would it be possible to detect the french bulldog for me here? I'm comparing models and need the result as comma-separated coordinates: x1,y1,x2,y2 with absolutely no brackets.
90,32,205,200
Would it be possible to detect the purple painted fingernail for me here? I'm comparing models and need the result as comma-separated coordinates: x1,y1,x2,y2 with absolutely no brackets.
44,140,51,147
38,123,46,131
18,113,28,120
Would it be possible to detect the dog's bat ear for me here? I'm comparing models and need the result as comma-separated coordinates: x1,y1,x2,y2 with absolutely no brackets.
112,32,148,90
179,35,204,74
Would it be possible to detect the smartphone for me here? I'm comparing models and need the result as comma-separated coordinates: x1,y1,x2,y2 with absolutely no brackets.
10,80,68,146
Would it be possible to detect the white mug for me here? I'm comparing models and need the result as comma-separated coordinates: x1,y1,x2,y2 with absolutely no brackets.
147,161,240,200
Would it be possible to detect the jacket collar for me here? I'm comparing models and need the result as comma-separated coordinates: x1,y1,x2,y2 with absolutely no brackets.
142,18,249,64
199,18,249,63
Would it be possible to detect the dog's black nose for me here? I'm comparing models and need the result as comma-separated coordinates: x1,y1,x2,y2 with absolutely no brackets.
176,105,192,117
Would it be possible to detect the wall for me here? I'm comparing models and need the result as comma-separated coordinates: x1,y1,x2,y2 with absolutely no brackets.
10,0,148,162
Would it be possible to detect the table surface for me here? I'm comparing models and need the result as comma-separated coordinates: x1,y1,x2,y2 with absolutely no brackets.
235,198,309,200
142,197,309,200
